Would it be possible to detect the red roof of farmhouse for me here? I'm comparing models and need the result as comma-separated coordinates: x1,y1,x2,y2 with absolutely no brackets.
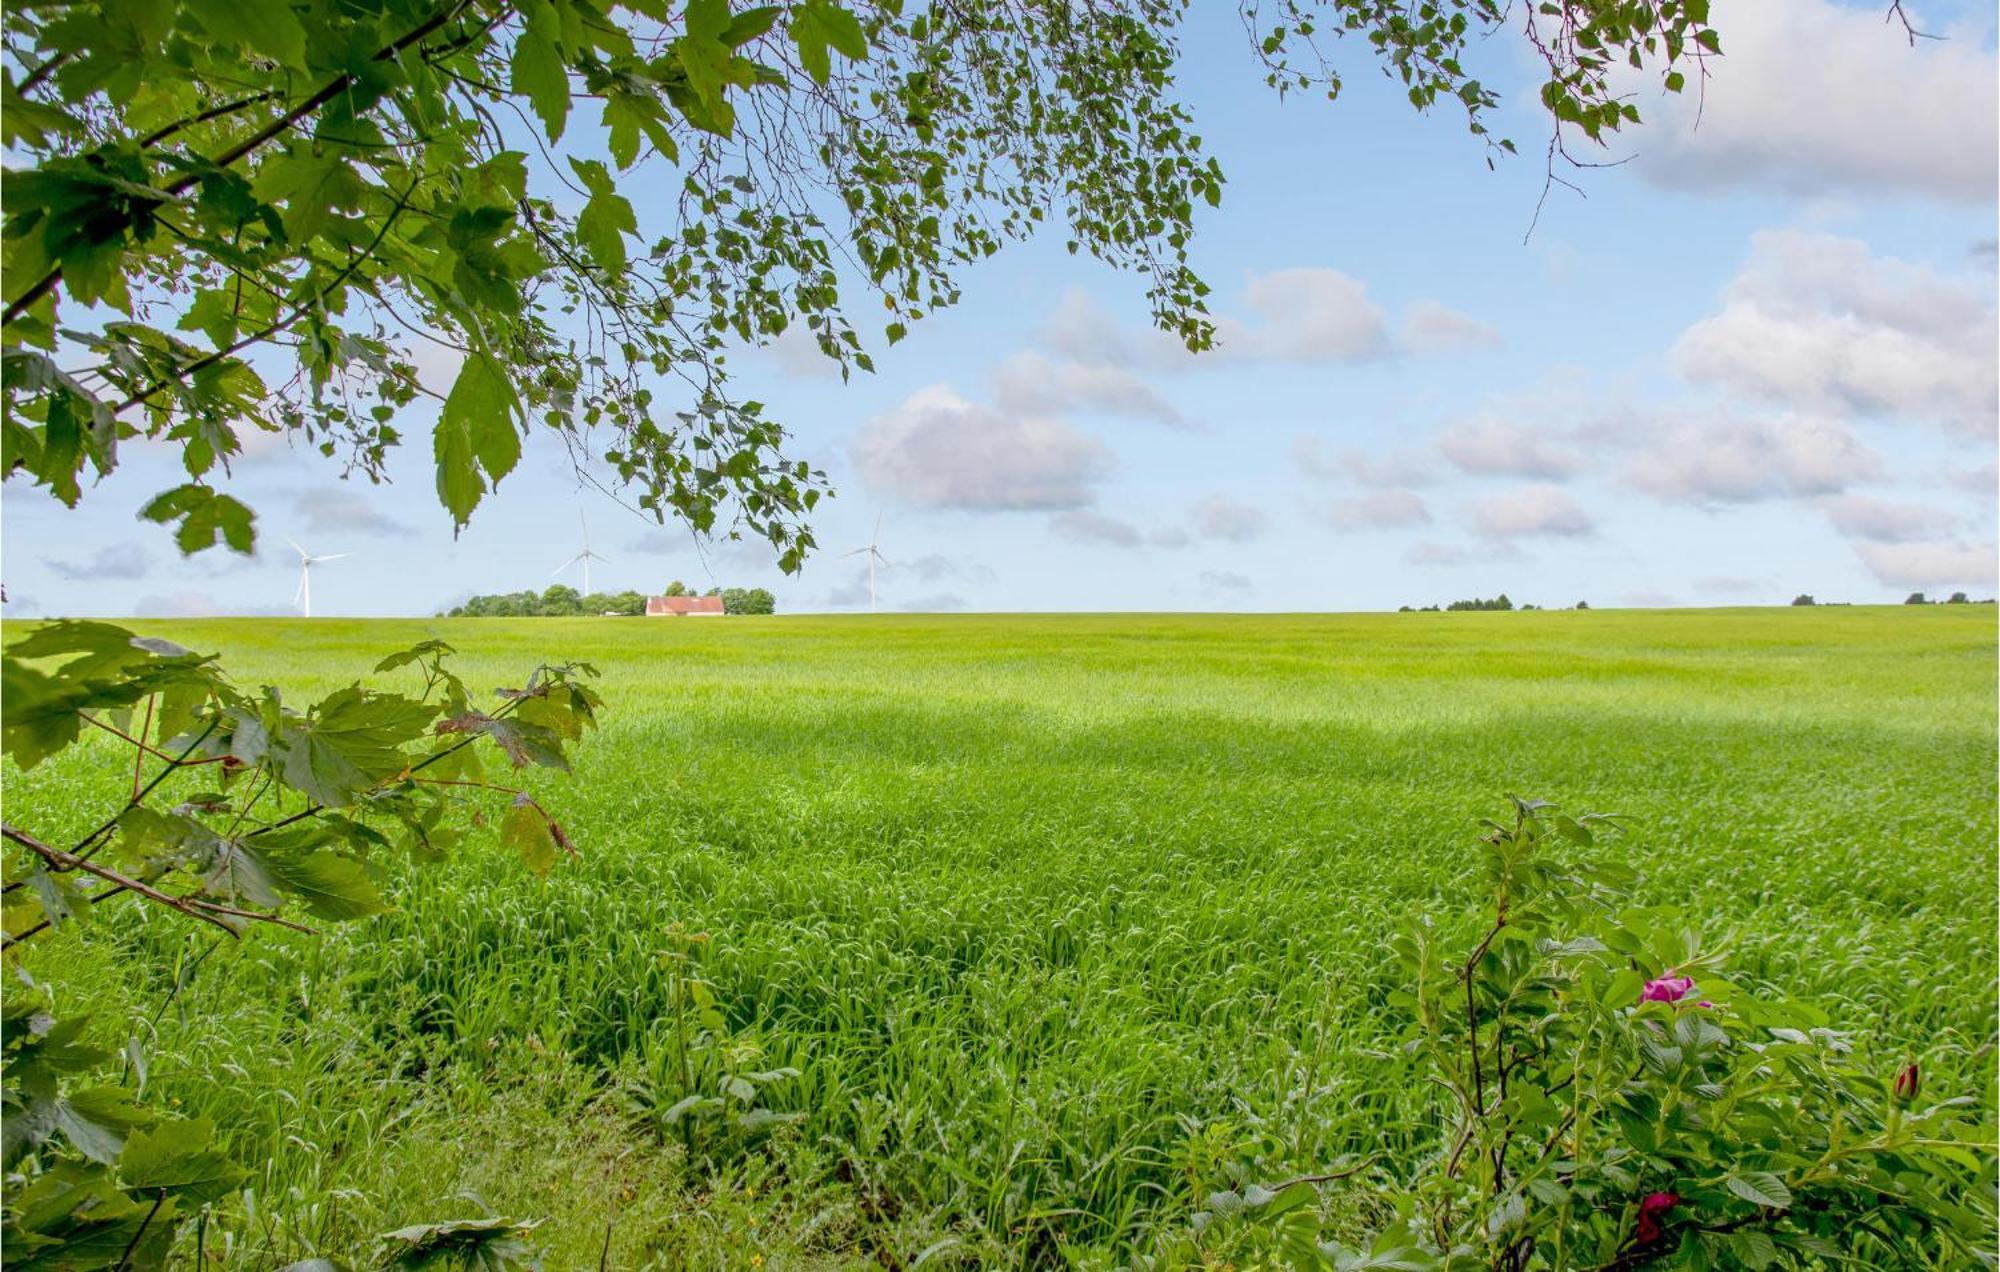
647,594,725,616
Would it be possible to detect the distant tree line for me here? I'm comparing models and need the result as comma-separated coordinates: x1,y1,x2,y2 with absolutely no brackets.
444,583,777,617
1398,595,1591,613
1903,592,1981,605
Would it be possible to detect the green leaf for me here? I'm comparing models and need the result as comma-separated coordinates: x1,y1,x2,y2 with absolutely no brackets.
501,799,558,877
435,354,522,530
188,0,308,71
137,485,257,555
118,1116,247,1204
569,160,637,273
1725,1171,1793,1210
276,686,438,808
510,2,570,141
55,1086,153,1165
261,850,389,920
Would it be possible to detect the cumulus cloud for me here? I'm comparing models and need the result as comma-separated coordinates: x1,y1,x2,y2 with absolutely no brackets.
1327,489,1431,531
1629,0,1997,203
1189,495,1267,542
852,385,1112,511
894,553,995,585
1293,436,1435,487
1218,268,1391,363
1436,416,1590,480
1042,287,1134,366
1818,494,1958,544
1406,539,1524,567
1852,541,1998,590
989,351,1184,427
294,488,413,539
1402,300,1503,354
1198,569,1253,592
1471,486,1594,538
1050,510,1146,548
1673,230,1997,433
1625,412,1883,504
47,542,152,581
764,322,846,379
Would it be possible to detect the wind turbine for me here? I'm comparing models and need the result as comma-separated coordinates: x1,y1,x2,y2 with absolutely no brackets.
287,538,349,618
843,511,890,613
552,511,608,596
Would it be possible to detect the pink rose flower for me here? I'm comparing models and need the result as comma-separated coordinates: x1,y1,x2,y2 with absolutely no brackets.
1640,975,1696,1003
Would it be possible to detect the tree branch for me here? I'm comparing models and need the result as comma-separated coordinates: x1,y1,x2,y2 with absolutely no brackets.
2,1,470,325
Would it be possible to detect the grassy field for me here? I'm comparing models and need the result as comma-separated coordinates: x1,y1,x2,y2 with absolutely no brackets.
6,607,1995,1267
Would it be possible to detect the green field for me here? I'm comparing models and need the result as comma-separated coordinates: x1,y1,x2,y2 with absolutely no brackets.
7,608,1996,1267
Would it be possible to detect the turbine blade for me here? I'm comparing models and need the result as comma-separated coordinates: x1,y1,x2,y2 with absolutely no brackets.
285,536,308,560
552,554,582,576
315,553,352,563
873,550,891,566
873,509,883,542
843,547,868,557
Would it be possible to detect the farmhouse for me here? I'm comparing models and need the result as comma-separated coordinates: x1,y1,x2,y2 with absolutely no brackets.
647,594,725,617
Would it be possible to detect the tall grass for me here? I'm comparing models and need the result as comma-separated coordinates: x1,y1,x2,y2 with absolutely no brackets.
7,608,1994,1267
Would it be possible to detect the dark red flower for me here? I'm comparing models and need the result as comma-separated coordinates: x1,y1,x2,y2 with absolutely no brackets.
1635,1191,1681,1244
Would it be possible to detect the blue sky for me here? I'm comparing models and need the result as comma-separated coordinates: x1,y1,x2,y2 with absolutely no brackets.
5,0,1996,617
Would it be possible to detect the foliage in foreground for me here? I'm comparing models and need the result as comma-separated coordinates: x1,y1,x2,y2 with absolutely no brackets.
2,621,599,1268
1171,800,1995,1269
2,0,1725,563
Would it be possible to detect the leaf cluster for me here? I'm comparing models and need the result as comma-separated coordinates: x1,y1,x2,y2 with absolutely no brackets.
1,622,603,1267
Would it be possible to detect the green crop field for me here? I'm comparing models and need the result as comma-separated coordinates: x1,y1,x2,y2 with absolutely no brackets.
5,607,1995,1268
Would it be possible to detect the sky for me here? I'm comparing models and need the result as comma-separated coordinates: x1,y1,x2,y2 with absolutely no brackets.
4,0,1997,617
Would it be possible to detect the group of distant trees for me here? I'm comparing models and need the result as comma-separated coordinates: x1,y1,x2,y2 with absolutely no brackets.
1903,592,1977,605
1398,596,1590,613
444,583,776,617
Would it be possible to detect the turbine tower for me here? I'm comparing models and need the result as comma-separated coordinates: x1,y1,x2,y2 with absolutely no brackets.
552,511,609,596
287,539,349,618
843,511,890,613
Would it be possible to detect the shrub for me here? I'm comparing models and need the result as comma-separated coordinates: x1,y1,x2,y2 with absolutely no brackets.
1177,799,1993,1269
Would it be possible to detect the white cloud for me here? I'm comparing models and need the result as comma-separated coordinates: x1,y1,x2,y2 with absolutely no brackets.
1436,416,1590,480
1198,569,1253,592
852,385,1112,511
1625,412,1883,504
1327,489,1431,530
1673,230,1997,433
294,488,413,539
893,554,996,585
1852,540,1998,589
47,542,152,581
1221,268,1390,363
1629,0,1997,203
1406,539,1524,566
989,351,1184,427
1471,486,1594,538
765,323,846,379
1189,495,1267,542
1293,436,1436,487
1042,287,1134,366
1402,300,1503,354
1818,494,1958,543
1049,510,1146,548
